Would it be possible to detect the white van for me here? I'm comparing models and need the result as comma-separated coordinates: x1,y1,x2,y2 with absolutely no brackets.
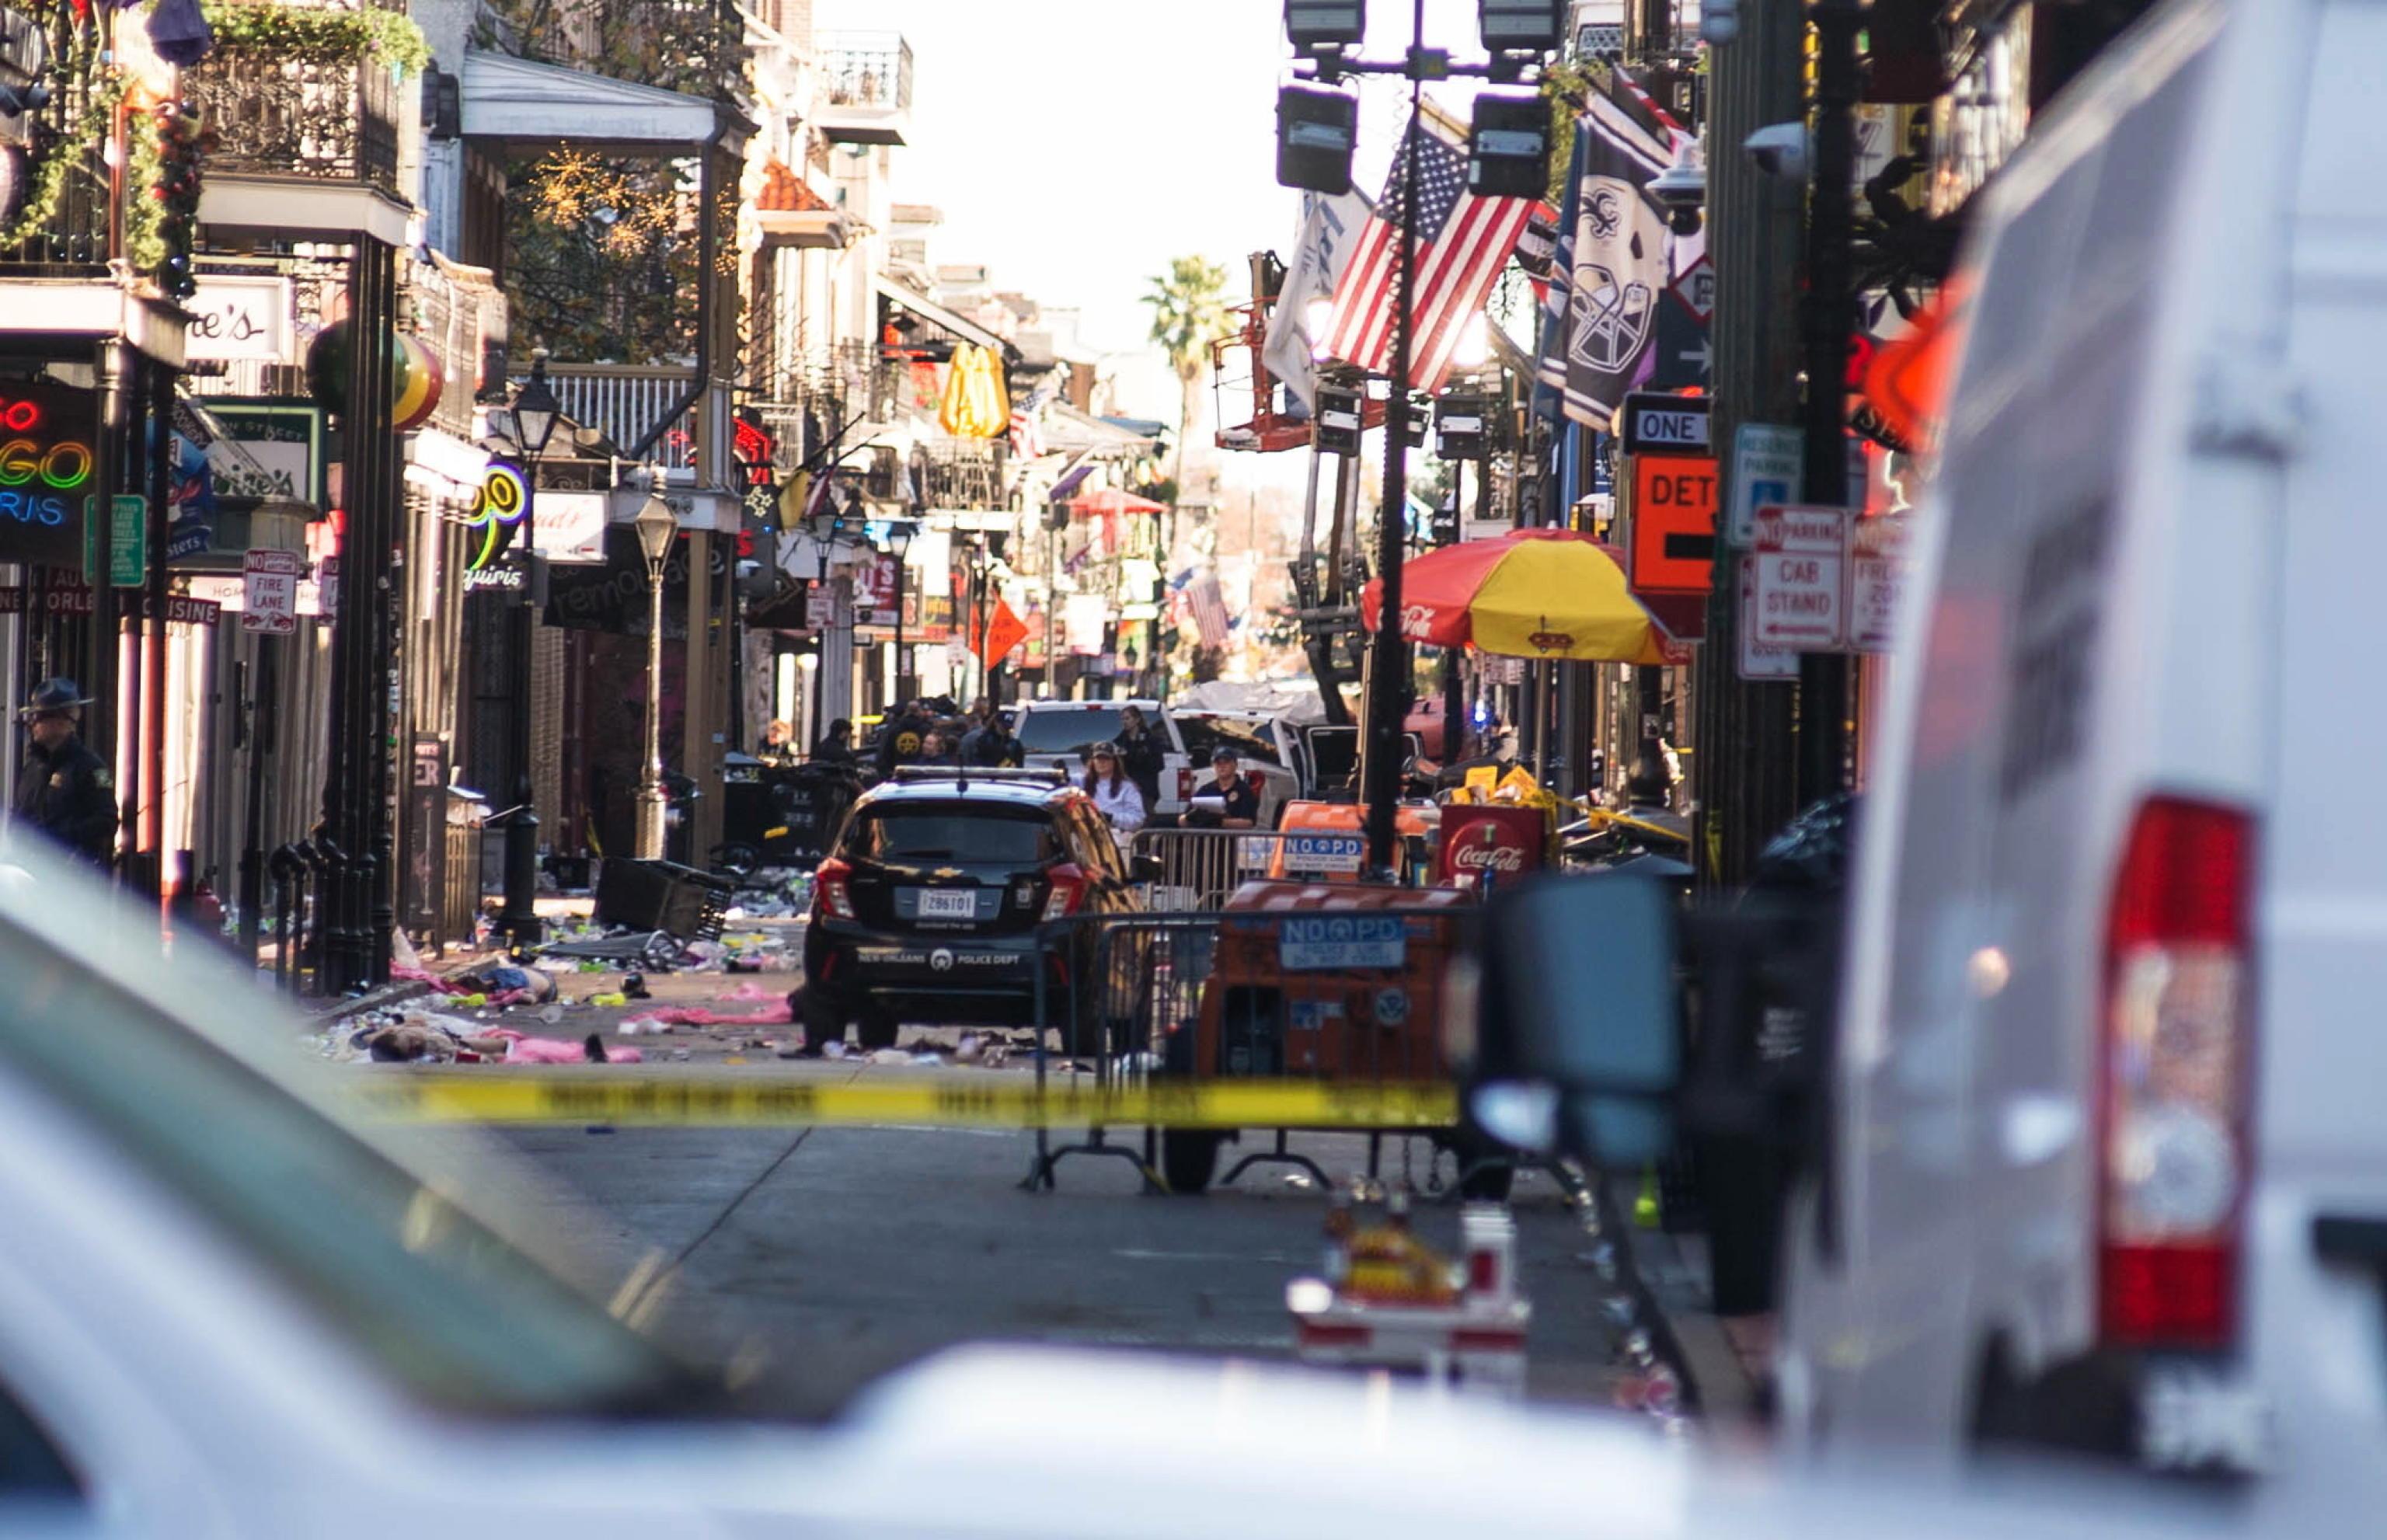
1774,0,2387,1504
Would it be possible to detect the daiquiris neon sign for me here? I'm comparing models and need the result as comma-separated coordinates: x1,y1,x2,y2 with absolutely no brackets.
0,392,95,531
464,459,528,570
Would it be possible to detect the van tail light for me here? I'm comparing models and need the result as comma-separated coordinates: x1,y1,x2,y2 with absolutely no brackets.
816,857,857,921
1042,862,1089,922
1176,768,1195,803
2099,797,2253,1352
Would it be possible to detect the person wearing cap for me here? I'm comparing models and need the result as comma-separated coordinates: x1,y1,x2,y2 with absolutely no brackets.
1081,741,1145,848
1187,745,1260,830
13,678,117,867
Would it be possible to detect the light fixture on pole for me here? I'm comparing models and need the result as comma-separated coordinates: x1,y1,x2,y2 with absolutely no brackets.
886,520,915,703
494,348,562,948
1476,0,1565,52
632,482,676,860
1276,83,1358,195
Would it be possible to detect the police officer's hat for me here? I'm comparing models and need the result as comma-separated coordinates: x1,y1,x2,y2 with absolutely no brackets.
19,678,92,720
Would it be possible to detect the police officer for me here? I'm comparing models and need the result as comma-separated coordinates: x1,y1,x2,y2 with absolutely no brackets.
14,678,117,866
1185,746,1260,829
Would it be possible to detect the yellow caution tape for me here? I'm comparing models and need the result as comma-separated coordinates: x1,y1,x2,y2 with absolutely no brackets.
346,1075,1460,1131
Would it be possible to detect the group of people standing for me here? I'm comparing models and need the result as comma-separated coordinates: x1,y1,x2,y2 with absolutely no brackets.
762,696,1029,782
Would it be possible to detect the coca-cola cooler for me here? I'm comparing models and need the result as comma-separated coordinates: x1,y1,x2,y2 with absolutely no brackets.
1437,803,1547,894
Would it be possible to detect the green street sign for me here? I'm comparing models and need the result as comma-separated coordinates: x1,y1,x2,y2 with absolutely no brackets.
82,495,149,587
110,495,145,587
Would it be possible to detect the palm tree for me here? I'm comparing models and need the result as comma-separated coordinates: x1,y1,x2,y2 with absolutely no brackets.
1142,255,1233,500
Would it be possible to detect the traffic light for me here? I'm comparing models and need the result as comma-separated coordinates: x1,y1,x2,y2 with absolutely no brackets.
1469,92,1549,198
1277,84,1357,195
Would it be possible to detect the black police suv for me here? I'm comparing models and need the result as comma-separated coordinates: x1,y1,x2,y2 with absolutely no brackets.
800,768,1146,1050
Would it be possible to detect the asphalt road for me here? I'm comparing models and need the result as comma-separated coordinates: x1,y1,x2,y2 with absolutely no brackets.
483,991,1643,1419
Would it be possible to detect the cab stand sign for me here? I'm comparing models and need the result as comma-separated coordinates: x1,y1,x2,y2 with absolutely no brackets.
1747,506,1911,655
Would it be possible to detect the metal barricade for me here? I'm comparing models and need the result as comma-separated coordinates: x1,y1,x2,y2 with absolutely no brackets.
1129,828,1320,910
441,817,483,954
268,842,312,995
1021,899,1479,1195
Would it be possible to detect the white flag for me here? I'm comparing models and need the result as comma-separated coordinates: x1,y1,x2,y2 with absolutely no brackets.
1261,187,1373,410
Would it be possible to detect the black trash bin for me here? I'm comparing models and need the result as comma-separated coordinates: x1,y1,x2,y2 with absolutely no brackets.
594,858,733,939
768,761,862,861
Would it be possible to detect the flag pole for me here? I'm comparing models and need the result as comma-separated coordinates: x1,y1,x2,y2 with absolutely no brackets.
1362,0,1428,880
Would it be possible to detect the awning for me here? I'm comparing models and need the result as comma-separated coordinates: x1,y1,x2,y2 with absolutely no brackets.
875,277,1018,364
1049,463,1094,502
462,49,753,155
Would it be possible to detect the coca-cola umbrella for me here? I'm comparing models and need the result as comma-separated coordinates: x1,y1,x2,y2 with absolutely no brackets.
1360,528,1685,664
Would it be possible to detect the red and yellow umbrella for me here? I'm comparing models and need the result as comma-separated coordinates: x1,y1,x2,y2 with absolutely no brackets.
1361,527,1686,664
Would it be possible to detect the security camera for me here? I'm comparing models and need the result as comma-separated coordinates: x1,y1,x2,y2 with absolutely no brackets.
1647,152,1706,236
1744,122,1810,183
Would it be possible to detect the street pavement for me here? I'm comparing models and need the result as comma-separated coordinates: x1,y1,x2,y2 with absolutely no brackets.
479,935,1670,1421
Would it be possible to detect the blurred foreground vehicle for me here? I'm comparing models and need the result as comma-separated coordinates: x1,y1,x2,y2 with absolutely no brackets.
0,845,2274,1538
1469,0,2387,1518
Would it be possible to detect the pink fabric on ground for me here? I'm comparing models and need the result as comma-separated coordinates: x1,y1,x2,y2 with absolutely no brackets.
500,1033,643,1065
642,1004,793,1026
714,981,778,1002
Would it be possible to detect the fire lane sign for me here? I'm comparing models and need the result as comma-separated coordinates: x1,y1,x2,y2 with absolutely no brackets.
242,549,303,635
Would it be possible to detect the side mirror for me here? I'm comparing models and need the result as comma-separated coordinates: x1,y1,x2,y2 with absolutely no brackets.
1131,853,1165,883
1461,873,1681,1165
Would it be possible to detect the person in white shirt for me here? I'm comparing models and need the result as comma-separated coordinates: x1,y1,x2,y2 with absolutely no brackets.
1082,741,1145,851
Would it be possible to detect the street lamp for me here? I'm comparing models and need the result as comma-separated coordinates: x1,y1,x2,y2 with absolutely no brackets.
632,484,677,860
886,520,915,704
495,349,561,948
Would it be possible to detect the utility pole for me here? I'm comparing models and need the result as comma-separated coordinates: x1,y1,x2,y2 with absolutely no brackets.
1692,0,1807,887
1356,0,1427,877
1797,0,1863,807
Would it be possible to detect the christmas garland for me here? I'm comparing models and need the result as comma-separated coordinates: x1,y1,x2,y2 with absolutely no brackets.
207,2,434,78
0,26,124,256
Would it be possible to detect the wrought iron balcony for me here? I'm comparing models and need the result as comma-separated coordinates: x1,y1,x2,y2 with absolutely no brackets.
184,2,403,199
815,31,912,145
921,439,1006,511
0,14,119,275
543,364,700,472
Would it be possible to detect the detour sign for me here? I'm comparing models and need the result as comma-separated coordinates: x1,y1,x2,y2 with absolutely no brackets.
1629,453,1719,595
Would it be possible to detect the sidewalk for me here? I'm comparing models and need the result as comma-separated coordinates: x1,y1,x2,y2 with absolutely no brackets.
1612,1186,1762,1423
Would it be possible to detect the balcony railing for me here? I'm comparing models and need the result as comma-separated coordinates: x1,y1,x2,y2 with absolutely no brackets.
817,32,913,110
185,2,403,199
545,364,701,472
921,439,1006,511
0,13,117,275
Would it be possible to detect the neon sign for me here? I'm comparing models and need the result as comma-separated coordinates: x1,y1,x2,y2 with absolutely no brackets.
0,387,96,544
464,459,528,570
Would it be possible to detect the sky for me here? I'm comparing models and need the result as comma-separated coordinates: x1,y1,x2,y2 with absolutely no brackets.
814,0,1498,430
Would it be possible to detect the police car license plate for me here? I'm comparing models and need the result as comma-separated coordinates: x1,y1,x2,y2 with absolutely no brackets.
917,888,977,919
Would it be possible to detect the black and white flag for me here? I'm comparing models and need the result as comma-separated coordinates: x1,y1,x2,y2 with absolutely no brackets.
1556,93,1674,426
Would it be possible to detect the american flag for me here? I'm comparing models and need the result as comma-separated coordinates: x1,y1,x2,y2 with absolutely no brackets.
1187,570,1232,649
1319,103,1535,392
1009,373,1057,460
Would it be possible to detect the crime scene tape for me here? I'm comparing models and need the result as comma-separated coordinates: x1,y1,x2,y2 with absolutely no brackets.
346,1075,1459,1131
